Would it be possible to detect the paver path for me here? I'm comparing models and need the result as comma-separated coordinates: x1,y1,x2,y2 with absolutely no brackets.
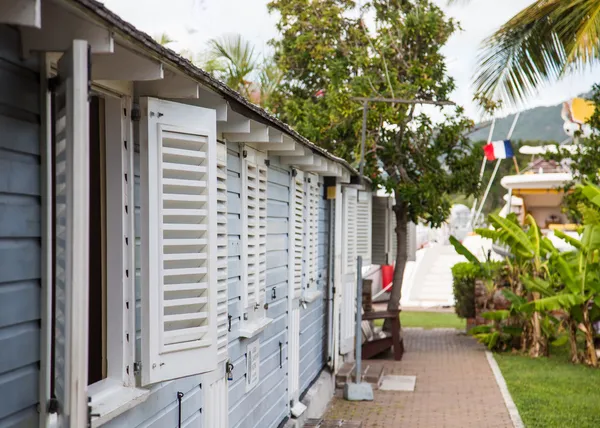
325,329,514,428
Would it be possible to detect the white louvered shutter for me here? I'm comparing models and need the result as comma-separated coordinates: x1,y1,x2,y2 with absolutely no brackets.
52,40,90,427
304,173,320,291
216,142,229,361
340,187,358,354
242,147,268,320
345,188,358,275
291,169,304,299
140,98,217,385
356,191,372,266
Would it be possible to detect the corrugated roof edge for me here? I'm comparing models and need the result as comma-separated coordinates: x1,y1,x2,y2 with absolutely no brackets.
68,0,366,180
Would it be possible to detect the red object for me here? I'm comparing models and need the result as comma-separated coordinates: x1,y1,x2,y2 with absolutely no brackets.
382,265,394,292
483,142,495,161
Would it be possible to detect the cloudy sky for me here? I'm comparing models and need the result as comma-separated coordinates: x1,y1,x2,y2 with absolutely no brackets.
101,0,598,121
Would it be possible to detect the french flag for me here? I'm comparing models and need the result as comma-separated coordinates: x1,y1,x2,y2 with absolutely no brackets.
484,140,514,161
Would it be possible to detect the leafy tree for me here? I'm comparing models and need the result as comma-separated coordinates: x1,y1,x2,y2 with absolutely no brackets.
268,0,481,317
463,0,600,105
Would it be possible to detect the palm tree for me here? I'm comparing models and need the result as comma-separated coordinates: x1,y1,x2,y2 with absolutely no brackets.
461,0,600,106
206,34,259,99
155,32,176,47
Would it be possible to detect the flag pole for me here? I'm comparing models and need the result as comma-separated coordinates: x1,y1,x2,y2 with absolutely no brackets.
472,112,521,226
468,118,496,229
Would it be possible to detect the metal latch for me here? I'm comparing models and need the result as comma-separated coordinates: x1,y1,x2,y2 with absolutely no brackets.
133,361,142,375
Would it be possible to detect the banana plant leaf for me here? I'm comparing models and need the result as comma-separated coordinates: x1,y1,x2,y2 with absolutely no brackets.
521,293,586,313
449,235,480,265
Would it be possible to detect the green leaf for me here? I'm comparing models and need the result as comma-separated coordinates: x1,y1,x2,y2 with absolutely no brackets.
489,213,534,257
449,235,480,265
521,276,553,297
481,309,511,321
551,334,569,347
502,289,527,307
554,229,582,250
579,182,600,208
554,255,580,294
522,294,585,313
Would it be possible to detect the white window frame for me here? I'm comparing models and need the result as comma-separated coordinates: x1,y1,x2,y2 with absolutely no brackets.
87,92,149,426
40,56,148,427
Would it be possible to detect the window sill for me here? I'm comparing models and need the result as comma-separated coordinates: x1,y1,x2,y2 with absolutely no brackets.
303,290,323,304
239,317,273,338
88,378,151,427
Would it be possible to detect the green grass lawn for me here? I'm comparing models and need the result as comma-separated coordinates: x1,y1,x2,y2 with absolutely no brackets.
495,348,600,428
373,311,465,329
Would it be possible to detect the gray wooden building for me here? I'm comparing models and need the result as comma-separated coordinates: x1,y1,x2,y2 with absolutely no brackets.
0,1,373,427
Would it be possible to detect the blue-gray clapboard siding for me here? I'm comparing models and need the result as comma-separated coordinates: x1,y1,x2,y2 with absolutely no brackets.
105,139,203,428
0,24,41,428
299,189,329,395
227,145,289,428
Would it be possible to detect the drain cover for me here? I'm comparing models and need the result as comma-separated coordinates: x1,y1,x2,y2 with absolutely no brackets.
379,375,416,391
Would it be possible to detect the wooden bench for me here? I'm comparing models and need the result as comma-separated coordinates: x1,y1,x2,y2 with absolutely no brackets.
361,310,404,361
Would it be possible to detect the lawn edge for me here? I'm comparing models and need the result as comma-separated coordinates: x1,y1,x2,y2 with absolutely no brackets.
486,351,525,428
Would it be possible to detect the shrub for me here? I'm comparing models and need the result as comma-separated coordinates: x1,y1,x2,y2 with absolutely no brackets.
452,261,502,319
452,262,479,319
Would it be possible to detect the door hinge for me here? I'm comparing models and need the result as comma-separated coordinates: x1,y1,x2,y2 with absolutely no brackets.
88,397,100,428
133,361,142,375
86,44,92,101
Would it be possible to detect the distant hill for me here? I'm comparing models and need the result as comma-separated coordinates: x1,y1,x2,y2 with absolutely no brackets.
470,102,567,142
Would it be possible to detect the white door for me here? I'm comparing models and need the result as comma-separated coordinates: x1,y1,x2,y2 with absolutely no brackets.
52,40,90,427
340,187,357,355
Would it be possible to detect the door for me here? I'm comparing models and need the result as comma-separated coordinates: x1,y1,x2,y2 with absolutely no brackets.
339,187,357,355
51,40,90,427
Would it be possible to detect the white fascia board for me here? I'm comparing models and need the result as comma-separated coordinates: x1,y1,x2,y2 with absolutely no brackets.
21,0,114,55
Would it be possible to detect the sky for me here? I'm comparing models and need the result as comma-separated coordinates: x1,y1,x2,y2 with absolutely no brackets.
100,0,598,121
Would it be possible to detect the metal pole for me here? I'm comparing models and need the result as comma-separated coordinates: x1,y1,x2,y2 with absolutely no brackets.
359,100,368,178
472,112,521,226
355,255,363,384
474,159,502,226
469,118,496,229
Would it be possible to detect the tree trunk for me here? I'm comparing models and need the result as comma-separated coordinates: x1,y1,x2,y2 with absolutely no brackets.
567,318,580,364
384,201,408,332
530,309,543,358
582,305,598,367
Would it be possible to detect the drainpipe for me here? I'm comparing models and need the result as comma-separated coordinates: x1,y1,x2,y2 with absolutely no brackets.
326,180,336,369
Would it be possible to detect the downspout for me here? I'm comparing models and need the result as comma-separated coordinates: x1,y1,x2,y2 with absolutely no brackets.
325,178,336,369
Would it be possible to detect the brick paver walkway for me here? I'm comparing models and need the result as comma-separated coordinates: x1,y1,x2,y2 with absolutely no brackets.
325,329,514,428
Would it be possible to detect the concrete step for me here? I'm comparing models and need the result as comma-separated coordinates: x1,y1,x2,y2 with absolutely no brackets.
335,362,355,389
356,364,385,389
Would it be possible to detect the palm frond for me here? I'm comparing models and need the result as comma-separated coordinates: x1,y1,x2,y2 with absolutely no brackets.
155,32,176,47
473,0,600,106
207,34,258,95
